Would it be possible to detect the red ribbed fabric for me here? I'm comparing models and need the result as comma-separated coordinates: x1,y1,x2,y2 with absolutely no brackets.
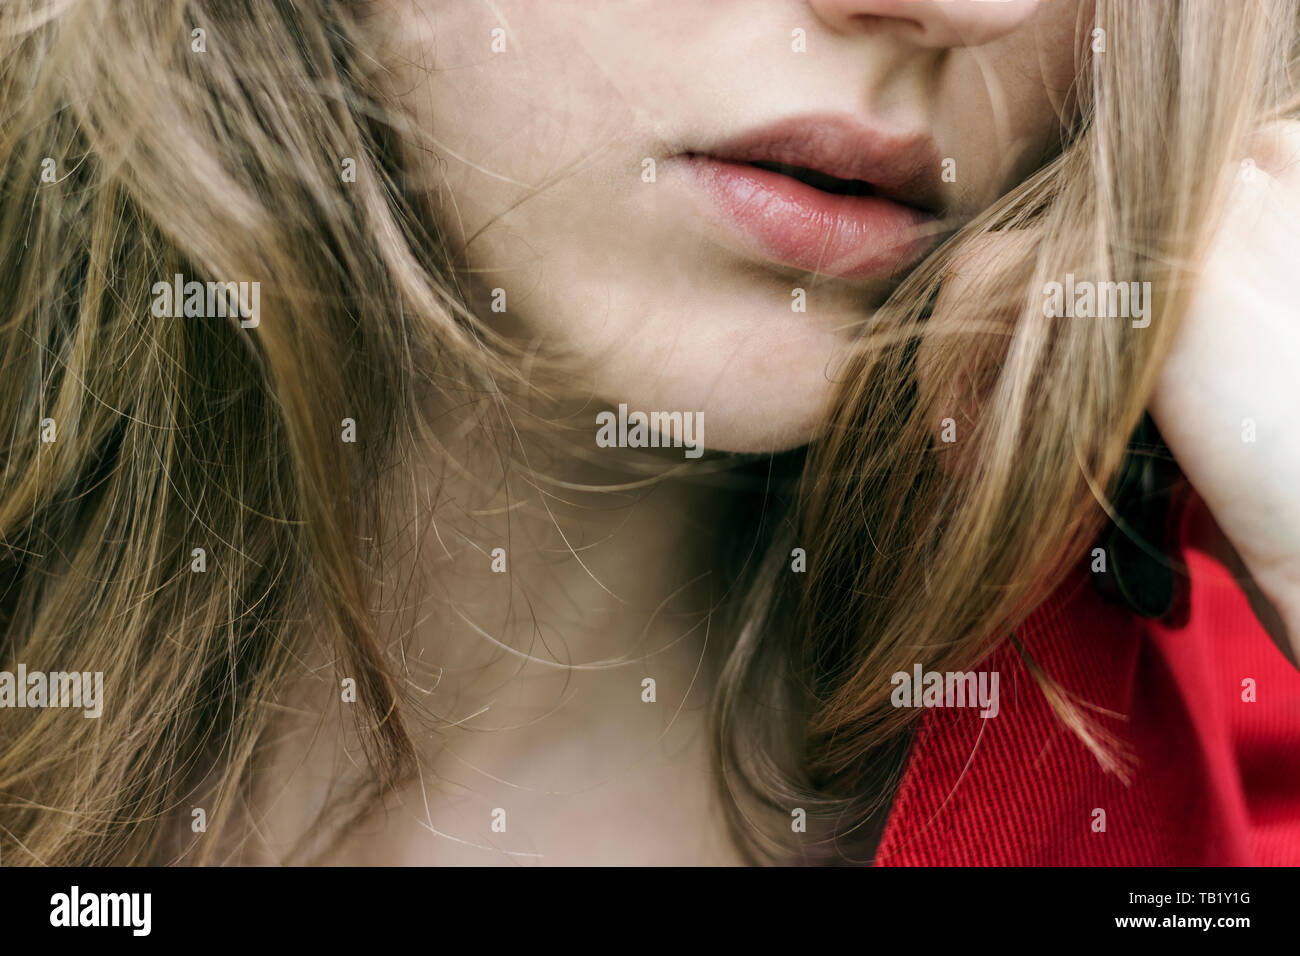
874,496,1300,866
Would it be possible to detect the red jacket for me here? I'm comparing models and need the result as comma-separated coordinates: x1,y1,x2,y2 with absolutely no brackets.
874,496,1300,865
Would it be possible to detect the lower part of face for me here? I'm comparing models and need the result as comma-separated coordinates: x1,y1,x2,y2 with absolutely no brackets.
384,0,1080,453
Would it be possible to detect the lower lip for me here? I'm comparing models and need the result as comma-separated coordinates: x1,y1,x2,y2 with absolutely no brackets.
683,156,937,280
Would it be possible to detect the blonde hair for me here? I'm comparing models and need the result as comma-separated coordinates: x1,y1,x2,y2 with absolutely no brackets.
717,0,1300,862
0,0,1296,865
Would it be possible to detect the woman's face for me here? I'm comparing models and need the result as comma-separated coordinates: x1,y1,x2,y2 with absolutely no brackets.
384,0,1082,452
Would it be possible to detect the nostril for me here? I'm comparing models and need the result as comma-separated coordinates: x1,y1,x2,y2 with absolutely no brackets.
849,13,923,37
809,0,1038,49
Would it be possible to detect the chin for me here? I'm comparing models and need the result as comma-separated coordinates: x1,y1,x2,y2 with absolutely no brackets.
647,385,831,457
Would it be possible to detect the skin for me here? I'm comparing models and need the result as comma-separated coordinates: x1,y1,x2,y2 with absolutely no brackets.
253,2,1300,864
379,0,1081,450
1148,123,1300,666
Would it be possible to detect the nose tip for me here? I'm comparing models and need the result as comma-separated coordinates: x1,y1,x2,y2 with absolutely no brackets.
808,0,1040,48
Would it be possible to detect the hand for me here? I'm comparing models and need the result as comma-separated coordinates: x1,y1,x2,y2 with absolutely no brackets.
1149,123,1300,664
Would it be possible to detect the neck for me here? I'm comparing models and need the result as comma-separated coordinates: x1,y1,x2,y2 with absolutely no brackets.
389,412,751,729
251,402,785,864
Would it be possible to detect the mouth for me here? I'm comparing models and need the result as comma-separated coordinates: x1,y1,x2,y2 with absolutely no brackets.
744,160,880,198
679,114,945,280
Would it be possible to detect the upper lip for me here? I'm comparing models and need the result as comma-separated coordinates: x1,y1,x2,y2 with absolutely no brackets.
687,113,944,214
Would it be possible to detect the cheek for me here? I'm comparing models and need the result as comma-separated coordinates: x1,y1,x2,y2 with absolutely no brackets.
395,7,614,229
936,39,1075,211
398,9,690,304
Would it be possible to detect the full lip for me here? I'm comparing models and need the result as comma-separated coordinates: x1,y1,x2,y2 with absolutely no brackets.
676,113,946,280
